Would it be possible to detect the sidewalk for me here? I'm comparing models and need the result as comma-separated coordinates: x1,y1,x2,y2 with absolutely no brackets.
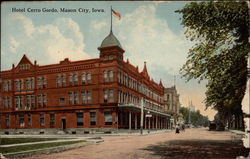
0,138,86,148
0,129,173,138
229,129,245,135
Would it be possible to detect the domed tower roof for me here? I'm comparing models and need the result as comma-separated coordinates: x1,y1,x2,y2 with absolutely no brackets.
100,31,122,49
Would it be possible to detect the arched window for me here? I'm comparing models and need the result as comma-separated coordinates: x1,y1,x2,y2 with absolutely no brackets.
109,71,113,82
62,74,66,86
82,72,86,84
74,73,78,85
109,89,114,102
69,74,73,86
57,74,61,87
104,89,108,103
104,71,108,82
87,73,91,83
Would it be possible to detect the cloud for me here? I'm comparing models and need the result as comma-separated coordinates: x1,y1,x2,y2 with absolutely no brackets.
91,20,108,31
91,4,215,119
1,13,90,69
112,5,193,75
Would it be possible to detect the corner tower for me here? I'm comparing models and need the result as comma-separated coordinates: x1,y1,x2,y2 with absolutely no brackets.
98,7,124,61
98,30,124,61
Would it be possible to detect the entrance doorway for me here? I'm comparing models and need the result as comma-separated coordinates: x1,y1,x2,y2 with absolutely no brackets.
61,118,66,130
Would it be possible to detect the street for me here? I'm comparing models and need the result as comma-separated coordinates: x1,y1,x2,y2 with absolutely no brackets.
24,128,249,159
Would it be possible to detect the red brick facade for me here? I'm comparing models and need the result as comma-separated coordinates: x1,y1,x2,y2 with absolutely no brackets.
0,31,171,134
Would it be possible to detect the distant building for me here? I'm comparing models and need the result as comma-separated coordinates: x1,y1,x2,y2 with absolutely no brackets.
164,86,180,127
0,28,172,134
189,101,195,112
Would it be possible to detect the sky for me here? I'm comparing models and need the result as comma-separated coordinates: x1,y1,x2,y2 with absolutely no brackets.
1,1,216,120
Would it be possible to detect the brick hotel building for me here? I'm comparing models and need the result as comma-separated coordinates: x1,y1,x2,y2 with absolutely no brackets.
0,29,176,134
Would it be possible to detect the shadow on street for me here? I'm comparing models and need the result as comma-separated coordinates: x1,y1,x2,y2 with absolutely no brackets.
143,139,249,159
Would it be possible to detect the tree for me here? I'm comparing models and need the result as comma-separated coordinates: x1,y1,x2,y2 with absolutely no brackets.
176,1,250,129
180,107,209,127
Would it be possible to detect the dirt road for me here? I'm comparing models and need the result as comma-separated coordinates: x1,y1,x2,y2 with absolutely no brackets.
25,128,248,159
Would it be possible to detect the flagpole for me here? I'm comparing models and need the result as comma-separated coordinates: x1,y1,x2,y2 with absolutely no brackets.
110,6,112,33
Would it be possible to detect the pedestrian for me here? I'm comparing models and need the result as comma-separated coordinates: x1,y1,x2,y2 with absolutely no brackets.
175,125,180,134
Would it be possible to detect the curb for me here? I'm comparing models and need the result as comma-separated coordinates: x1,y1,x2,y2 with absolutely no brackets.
3,140,95,159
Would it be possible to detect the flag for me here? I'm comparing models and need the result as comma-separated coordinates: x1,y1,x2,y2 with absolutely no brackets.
112,9,121,20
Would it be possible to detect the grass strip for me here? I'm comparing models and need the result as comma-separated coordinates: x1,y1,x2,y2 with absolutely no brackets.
1,140,85,154
0,138,60,145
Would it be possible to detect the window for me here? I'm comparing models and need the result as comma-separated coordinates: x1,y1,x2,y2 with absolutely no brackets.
31,95,35,107
37,77,42,89
104,89,108,103
74,73,78,85
8,97,12,108
62,74,66,86
104,71,108,82
59,98,65,105
90,112,96,125
87,90,92,104
8,80,12,91
43,95,47,106
82,73,86,84
20,96,24,109
109,55,113,60
104,55,108,60
104,111,112,125
4,97,7,108
50,114,55,127
109,89,114,102
109,71,114,82
27,78,31,89
3,81,8,91
31,77,35,89
57,74,61,87
6,114,10,128
118,90,122,103
15,80,20,90
69,92,73,104
15,96,19,108
28,114,32,126
76,112,83,126
87,73,91,83
20,79,24,89
19,114,25,127
38,95,42,107
82,91,86,104
27,95,31,107
74,92,79,104
40,113,45,126
69,74,73,86
43,77,47,88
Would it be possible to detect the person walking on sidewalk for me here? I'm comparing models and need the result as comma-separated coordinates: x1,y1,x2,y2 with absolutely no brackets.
175,124,180,134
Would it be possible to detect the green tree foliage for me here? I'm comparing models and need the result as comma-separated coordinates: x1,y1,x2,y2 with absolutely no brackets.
176,1,250,123
180,107,209,127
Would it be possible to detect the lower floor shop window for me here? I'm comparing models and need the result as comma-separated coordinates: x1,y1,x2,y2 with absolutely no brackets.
6,114,10,128
19,114,25,127
28,114,32,126
90,112,96,125
50,114,55,127
76,112,84,126
104,111,112,125
40,113,45,126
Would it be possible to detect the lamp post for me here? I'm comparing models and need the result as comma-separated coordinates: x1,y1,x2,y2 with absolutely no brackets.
140,98,144,135
146,111,152,133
